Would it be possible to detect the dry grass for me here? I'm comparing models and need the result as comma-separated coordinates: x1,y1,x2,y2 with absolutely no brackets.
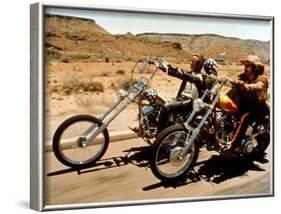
116,69,125,75
119,79,138,90
46,61,271,117
51,69,104,95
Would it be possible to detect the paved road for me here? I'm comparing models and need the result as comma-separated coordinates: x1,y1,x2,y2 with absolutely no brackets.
45,138,272,206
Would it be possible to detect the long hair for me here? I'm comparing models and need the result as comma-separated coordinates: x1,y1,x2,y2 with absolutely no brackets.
192,53,204,73
256,63,265,75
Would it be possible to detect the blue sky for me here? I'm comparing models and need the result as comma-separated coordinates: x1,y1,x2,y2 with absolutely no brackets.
46,7,271,41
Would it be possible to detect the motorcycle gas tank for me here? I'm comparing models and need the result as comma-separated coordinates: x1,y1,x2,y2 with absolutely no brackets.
217,94,238,113
155,94,166,106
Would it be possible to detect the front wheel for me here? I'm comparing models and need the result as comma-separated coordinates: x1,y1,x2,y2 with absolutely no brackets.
52,115,109,169
150,124,199,182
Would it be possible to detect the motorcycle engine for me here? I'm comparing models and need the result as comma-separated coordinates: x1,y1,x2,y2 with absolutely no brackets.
216,112,238,147
140,106,159,138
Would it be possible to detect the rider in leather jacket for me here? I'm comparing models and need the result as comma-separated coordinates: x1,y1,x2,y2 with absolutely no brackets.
160,53,205,99
129,54,218,133
160,53,218,99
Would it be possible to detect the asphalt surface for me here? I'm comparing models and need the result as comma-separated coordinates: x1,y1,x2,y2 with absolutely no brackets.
45,137,272,206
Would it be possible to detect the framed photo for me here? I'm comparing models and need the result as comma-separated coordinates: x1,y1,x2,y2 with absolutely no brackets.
30,2,274,211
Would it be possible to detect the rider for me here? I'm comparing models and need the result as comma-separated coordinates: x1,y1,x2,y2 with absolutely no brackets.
159,53,218,101
224,55,269,157
159,53,205,99
129,53,218,133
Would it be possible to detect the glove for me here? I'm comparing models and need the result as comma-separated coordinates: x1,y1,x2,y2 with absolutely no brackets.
175,67,183,75
159,61,169,73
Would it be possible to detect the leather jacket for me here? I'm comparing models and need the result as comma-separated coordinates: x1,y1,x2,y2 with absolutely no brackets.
238,73,269,101
165,66,204,98
237,73,269,115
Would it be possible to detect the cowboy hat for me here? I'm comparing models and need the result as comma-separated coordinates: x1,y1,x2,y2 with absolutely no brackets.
240,55,263,66
241,55,264,75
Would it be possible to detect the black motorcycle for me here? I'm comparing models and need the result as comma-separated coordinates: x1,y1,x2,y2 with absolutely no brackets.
52,58,197,169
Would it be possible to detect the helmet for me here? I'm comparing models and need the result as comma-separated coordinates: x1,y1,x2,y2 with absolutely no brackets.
204,58,218,75
143,88,158,103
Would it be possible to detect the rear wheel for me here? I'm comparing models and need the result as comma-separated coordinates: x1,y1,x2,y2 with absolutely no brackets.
150,124,199,182
52,115,109,169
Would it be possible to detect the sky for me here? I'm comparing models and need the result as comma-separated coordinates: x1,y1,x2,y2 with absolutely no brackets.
45,7,271,41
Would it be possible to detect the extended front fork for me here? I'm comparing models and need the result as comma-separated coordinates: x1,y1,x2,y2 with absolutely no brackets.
178,81,224,160
80,60,159,147
81,83,144,147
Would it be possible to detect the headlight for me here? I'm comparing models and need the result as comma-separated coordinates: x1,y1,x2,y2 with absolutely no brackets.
117,89,128,99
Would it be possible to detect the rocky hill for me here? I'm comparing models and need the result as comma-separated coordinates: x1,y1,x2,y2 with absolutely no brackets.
45,14,192,63
137,33,270,63
45,14,269,63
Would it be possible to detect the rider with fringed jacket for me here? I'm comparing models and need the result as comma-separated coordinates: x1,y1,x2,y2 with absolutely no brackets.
224,55,269,157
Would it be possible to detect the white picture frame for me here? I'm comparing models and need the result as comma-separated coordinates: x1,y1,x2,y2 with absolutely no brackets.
30,2,274,211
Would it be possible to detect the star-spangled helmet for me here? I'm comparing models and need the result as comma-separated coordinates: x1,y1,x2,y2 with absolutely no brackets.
144,88,158,103
203,58,218,75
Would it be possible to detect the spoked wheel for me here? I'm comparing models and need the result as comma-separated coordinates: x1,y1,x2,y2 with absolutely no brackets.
150,124,199,182
52,115,109,169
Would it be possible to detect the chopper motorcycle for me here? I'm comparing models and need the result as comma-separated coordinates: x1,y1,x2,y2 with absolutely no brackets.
52,58,197,169
150,75,270,182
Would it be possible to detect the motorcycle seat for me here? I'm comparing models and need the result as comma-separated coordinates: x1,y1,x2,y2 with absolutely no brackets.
165,99,191,110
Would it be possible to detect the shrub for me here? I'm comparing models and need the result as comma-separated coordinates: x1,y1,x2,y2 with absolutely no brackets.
60,72,83,93
64,32,88,41
60,54,91,63
120,79,138,90
45,31,57,37
69,54,91,61
60,71,105,95
46,50,62,61
61,57,69,63
80,81,104,92
116,69,125,75
110,82,116,89
99,71,110,77
172,42,182,49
